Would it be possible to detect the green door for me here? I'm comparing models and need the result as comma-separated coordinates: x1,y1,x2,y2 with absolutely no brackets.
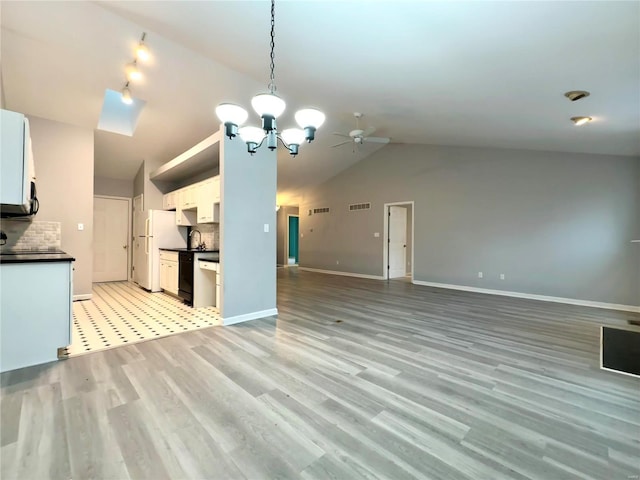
288,216,299,264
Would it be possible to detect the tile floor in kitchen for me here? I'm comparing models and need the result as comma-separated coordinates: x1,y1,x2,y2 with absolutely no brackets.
64,281,222,357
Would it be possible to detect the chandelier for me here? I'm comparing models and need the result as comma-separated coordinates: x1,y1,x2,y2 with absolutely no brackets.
215,0,325,156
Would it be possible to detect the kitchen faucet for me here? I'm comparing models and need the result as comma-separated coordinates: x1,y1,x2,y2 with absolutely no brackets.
189,229,205,250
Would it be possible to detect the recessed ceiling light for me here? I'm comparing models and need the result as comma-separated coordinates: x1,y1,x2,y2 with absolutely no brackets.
564,90,590,101
571,116,592,126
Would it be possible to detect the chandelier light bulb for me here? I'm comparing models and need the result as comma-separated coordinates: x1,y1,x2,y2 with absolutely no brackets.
295,108,326,129
125,61,142,82
239,126,266,153
213,0,324,155
121,85,133,104
251,93,286,119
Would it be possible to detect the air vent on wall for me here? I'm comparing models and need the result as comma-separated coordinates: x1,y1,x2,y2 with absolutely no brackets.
313,207,330,214
349,202,371,211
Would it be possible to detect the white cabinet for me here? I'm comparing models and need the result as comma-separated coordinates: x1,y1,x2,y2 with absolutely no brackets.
0,109,33,209
197,176,220,224
162,191,177,210
180,185,198,209
165,176,220,225
159,251,179,295
1,259,73,373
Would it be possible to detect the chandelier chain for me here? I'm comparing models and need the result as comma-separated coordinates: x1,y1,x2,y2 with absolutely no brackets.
268,0,276,93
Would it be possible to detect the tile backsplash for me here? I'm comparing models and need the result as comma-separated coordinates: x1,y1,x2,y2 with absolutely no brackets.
0,220,62,252
189,223,219,250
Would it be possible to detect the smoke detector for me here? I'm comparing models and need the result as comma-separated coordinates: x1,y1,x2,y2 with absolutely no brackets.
564,90,590,102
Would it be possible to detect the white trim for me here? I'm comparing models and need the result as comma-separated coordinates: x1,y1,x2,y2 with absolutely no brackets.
222,308,278,326
73,294,92,301
412,280,640,313
382,201,414,281
299,267,385,280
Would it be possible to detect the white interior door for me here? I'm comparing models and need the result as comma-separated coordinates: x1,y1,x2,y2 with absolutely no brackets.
93,196,130,282
388,206,407,278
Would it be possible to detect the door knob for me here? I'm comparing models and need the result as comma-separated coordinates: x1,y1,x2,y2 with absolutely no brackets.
123,245,128,249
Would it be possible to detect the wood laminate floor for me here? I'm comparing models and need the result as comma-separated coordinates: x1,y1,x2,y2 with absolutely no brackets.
1,269,639,480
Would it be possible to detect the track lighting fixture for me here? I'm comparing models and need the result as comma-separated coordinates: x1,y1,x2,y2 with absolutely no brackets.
136,33,149,62
125,60,141,82
121,82,132,104
215,0,325,157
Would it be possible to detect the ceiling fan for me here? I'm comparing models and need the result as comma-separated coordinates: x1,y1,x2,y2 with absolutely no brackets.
331,112,390,149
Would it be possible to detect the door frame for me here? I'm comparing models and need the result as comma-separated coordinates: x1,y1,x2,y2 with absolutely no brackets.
93,195,132,282
382,201,414,280
285,214,300,267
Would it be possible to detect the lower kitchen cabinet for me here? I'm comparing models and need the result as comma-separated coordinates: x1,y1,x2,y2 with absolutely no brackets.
159,251,179,295
0,259,73,373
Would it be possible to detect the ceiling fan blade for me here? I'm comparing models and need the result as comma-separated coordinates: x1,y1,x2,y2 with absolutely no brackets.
361,126,376,137
332,132,351,138
330,140,353,148
363,136,390,144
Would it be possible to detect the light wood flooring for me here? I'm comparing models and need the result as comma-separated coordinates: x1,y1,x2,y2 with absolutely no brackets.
1,269,639,479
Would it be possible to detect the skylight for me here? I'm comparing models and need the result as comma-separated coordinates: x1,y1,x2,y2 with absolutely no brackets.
97,89,145,136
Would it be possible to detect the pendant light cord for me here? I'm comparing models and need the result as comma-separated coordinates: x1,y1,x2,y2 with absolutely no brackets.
268,0,277,94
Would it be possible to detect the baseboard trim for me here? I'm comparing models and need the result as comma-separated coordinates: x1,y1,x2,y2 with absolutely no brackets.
299,267,385,280
73,294,92,301
223,308,278,326
412,280,640,313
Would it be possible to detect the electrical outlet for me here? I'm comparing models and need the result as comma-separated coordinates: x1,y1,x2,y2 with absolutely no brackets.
478,271,483,278
374,232,380,238
336,260,340,265
78,223,84,231
500,273,505,280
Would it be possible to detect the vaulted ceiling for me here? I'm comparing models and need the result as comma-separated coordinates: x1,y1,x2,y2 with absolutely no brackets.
2,1,638,204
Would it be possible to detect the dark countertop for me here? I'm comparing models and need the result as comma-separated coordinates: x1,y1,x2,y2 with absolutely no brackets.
160,248,220,253
0,250,75,264
199,258,220,263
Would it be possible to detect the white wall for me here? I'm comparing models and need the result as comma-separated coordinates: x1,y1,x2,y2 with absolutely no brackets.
28,115,94,297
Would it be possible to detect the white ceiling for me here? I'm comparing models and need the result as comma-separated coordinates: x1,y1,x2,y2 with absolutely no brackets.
2,1,639,204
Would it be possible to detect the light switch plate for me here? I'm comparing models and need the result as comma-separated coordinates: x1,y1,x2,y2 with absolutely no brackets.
78,223,84,231
374,232,380,237
263,223,269,233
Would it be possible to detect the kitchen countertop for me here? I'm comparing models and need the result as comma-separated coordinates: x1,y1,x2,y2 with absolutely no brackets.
0,249,75,264
159,248,220,253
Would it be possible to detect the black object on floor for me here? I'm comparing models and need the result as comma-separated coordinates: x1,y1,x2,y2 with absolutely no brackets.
601,326,640,376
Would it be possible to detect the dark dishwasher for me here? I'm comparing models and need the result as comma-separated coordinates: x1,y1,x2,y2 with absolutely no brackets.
178,251,193,306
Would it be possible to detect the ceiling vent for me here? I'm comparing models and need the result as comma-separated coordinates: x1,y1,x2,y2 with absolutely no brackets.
564,90,590,102
313,207,330,214
349,202,371,211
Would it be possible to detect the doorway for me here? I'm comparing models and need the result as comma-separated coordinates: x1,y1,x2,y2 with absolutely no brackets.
93,196,131,282
383,201,414,280
287,214,299,265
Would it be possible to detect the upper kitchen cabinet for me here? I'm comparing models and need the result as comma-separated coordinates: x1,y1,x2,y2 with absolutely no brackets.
197,176,220,223
162,190,177,210
150,130,220,185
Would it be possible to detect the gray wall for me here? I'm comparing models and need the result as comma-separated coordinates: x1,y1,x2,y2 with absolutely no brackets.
28,115,94,297
220,134,277,321
94,176,133,198
133,163,144,201
276,206,299,266
299,144,640,306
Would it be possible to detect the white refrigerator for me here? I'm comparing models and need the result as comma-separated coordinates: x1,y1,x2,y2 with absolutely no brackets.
134,210,186,292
